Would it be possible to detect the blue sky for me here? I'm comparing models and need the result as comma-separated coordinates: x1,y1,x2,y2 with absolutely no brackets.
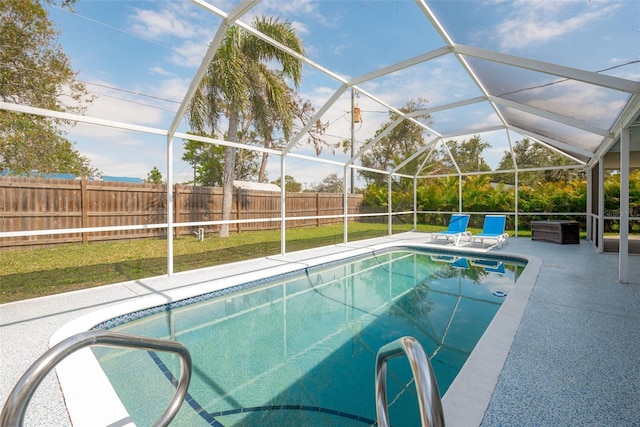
45,0,639,185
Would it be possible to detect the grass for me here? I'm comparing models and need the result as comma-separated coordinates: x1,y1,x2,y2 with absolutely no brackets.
0,221,593,304
1,222,425,304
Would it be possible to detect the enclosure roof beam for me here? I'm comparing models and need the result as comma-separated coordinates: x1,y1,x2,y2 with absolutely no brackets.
440,125,506,140
591,95,640,166
351,86,441,137
408,96,486,117
194,0,348,85
454,44,640,95
168,0,260,138
283,84,348,154
416,163,583,179
489,96,611,137
415,138,441,177
392,136,440,174
414,0,511,137
509,125,593,160
1,101,168,136
346,117,404,167
348,46,452,86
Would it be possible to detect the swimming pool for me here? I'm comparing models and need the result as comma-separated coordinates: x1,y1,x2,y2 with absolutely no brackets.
91,247,526,426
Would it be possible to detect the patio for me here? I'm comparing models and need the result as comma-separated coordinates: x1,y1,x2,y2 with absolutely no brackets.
1,233,638,426
2,1,639,425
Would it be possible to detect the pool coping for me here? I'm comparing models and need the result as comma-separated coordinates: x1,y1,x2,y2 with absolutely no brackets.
440,251,541,426
49,240,539,427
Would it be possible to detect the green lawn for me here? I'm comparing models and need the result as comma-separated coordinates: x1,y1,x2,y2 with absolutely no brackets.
1,222,426,303
1,221,584,304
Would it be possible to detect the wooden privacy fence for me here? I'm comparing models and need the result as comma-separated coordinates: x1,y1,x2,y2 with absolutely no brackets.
0,176,364,249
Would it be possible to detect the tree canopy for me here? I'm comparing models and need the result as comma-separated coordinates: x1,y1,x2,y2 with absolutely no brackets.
313,173,343,193
441,135,492,174
271,175,301,192
496,138,581,186
359,98,431,186
0,0,97,177
182,137,259,186
145,166,163,184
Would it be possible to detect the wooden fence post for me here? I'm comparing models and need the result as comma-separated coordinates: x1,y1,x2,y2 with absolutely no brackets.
316,192,320,227
174,184,179,238
0,177,364,248
236,188,242,233
81,177,88,245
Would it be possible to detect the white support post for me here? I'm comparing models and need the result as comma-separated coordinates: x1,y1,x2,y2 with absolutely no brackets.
166,136,174,276
350,87,356,194
598,160,605,253
586,165,593,242
344,165,349,244
413,177,418,231
507,129,518,236
514,170,519,237
388,175,392,236
280,155,286,255
458,175,463,213
619,127,630,283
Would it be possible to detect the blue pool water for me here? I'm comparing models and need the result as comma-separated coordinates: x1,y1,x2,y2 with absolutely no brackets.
94,248,525,426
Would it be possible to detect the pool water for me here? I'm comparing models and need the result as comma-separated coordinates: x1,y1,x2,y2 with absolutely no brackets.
94,248,525,426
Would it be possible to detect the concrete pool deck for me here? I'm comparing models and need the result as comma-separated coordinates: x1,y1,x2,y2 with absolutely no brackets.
1,232,639,426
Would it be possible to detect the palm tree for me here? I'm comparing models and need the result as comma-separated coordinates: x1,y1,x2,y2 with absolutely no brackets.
187,16,304,237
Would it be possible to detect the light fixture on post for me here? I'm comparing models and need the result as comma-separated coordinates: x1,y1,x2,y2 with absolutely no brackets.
350,88,360,194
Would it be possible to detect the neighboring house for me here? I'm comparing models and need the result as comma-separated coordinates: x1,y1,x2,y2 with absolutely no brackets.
101,176,144,183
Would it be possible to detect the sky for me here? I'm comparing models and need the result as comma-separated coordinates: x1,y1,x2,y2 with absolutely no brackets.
43,0,640,186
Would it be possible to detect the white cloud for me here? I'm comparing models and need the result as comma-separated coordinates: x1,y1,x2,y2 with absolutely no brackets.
246,0,324,24
266,158,345,188
496,1,619,50
290,20,309,36
91,156,155,179
129,3,199,41
85,92,167,126
524,79,627,127
68,72,191,135
149,66,173,77
153,77,191,105
261,0,317,15
127,2,217,70
170,39,210,68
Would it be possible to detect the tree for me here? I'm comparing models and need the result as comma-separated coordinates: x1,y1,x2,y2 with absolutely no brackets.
272,175,301,192
359,98,431,186
182,137,259,186
254,90,329,183
442,135,492,173
187,17,304,238
182,139,224,186
497,138,580,186
0,0,97,177
146,166,163,184
314,173,343,193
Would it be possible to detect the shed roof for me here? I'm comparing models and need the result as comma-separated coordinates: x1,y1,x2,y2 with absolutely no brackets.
233,180,281,192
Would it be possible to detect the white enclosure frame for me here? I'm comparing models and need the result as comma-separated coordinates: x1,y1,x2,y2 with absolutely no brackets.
1,0,639,282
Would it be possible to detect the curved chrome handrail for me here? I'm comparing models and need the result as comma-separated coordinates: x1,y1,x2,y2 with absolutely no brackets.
0,330,192,427
375,336,445,427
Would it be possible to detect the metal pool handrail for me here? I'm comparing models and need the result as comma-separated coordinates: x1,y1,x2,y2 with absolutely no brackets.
0,330,192,427
375,336,445,427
